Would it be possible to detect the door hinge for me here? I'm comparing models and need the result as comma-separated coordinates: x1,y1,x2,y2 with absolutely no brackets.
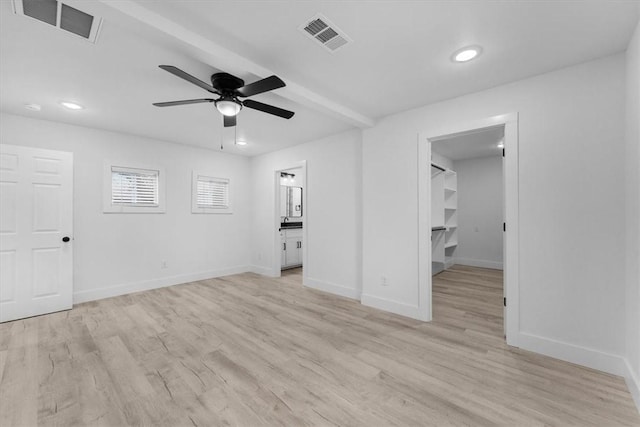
502,148,505,157
503,222,506,232
504,297,506,307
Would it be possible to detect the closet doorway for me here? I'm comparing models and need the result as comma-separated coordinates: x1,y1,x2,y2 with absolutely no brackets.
431,127,506,337
418,113,520,346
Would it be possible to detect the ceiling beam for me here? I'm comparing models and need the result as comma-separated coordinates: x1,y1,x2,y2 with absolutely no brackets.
95,0,375,128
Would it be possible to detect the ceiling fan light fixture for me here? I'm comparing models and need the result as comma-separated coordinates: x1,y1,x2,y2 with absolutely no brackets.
216,99,242,116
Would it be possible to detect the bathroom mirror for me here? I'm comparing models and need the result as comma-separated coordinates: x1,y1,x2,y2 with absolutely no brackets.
280,186,303,218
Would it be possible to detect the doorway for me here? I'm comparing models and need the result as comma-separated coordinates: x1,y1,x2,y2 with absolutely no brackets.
430,126,506,338
272,161,307,286
418,113,519,346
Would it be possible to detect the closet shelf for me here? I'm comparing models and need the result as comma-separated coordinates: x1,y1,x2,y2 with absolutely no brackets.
445,206,456,210
444,187,457,192
445,241,458,248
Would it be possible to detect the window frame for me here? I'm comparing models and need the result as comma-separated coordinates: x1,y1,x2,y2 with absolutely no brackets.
103,161,166,213
191,171,232,214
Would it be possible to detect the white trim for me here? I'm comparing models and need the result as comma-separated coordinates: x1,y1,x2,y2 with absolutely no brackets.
103,160,166,214
455,257,503,270
417,136,432,320
305,277,360,300
518,332,626,376
418,112,520,347
361,294,428,321
73,265,250,304
624,359,640,413
248,265,278,277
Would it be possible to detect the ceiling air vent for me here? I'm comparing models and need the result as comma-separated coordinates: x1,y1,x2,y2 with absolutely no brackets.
13,0,102,43
299,14,351,53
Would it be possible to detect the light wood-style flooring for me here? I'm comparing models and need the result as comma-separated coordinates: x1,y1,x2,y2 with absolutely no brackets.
1,265,638,426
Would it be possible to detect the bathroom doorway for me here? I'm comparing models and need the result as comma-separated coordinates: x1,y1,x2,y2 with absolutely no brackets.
273,161,307,286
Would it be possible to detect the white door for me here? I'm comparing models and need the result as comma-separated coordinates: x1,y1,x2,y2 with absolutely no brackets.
0,144,73,322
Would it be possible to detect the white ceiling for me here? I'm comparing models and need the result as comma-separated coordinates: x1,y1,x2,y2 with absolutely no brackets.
1,1,638,156
0,2,352,156
128,0,639,119
433,126,504,161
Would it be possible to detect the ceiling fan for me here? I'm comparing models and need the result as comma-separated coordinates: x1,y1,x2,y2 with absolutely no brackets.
153,65,295,127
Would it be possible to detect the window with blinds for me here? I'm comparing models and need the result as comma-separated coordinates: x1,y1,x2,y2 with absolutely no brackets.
192,172,232,214
111,167,159,206
196,176,229,208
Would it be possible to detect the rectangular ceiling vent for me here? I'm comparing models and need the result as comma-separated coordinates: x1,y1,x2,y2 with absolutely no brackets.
13,0,103,43
299,14,351,53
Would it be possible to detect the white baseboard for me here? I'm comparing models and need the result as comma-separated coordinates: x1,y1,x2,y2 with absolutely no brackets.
73,265,250,304
455,257,503,270
248,264,278,277
517,332,626,376
624,359,640,413
360,294,427,321
304,277,361,300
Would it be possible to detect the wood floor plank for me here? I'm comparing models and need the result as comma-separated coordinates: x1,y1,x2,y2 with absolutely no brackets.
0,265,638,426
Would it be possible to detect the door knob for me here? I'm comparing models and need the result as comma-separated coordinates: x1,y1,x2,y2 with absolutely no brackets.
62,236,70,242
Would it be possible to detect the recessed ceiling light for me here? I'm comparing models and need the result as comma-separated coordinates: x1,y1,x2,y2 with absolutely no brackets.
236,140,247,146
60,101,84,110
452,46,482,63
24,103,42,111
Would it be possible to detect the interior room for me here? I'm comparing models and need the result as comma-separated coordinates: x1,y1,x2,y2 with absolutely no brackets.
1,1,639,425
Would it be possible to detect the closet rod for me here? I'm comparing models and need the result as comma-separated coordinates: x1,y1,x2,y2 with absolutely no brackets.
431,226,446,231
431,163,446,172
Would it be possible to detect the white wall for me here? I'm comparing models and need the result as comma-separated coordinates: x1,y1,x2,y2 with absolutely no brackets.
453,155,503,270
362,54,627,373
250,129,363,299
0,113,251,302
625,19,640,409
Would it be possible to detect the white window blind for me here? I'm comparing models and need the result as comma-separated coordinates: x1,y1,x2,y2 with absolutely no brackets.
111,166,159,206
196,176,229,209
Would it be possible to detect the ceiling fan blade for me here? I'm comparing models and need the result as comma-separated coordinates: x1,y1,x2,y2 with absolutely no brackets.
153,98,215,107
159,65,219,94
242,99,294,119
236,75,285,97
224,115,237,127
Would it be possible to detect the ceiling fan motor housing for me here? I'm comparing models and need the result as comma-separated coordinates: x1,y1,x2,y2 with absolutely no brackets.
211,72,245,94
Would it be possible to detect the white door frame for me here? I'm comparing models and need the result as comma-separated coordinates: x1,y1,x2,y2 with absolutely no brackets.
418,113,520,346
272,160,308,283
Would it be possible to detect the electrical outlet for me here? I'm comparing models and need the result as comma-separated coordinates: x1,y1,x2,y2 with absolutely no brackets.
381,276,388,286
161,261,168,269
